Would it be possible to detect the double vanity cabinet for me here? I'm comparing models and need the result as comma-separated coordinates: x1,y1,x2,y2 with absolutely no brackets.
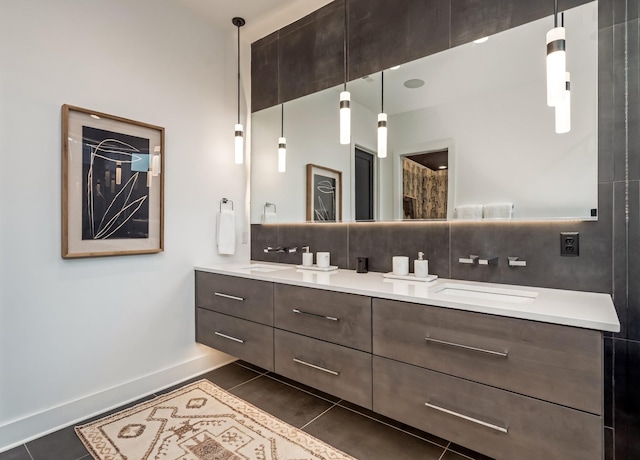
195,263,620,460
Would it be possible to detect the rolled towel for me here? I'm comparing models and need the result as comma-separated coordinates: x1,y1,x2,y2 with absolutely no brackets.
484,202,514,219
455,204,483,219
216,209,236,255
262,211,277,224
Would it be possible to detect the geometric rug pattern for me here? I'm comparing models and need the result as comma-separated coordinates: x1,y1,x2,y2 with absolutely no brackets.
75,379,356,460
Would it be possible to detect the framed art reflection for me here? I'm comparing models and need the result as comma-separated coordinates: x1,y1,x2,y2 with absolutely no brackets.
306,163,342,222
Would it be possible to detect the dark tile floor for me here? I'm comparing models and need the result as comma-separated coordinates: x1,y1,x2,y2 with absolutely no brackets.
0,361,493,460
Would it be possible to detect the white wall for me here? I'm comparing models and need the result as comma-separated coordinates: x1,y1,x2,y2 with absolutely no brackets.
0,0,251,450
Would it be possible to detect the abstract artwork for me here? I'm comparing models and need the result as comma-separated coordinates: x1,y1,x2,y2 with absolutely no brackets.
62,105,164,258
306,164,342,222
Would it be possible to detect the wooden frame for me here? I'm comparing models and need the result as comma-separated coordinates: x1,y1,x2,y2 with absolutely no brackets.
61,104,165,258
306,164,342,222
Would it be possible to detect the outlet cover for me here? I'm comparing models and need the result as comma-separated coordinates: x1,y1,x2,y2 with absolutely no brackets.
560,232,579,256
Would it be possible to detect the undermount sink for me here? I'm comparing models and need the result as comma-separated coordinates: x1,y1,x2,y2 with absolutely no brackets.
239,264,291,273
433,283,538,304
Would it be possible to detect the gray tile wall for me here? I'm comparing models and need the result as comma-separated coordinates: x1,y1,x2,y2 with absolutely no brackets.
250,0,640,458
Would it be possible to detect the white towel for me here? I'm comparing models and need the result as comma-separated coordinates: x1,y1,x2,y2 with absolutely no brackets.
455,204,483,219
262,211,277,224
484,202,514,219
216,209,236,255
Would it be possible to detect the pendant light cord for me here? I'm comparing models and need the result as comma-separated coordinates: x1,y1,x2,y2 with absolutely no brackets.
343,0,348,91
554,0,558,27
237,22,241,124
281,104,284,137
381,71,384,112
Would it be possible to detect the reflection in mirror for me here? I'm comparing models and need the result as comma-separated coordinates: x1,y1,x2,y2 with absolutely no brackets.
402,151,449,220
251,1,597,224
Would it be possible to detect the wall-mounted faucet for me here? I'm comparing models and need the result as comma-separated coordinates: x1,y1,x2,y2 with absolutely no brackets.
508,256,527,267
263,246,299,253
479,256,499,266
459,255,479,265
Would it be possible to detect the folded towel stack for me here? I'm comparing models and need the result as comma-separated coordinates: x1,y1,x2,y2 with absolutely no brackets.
216,209,236,255
455,204,484,219
484,202,514,219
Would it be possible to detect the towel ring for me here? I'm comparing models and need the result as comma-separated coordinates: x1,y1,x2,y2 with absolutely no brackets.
220,198,234,211
264,202,277,214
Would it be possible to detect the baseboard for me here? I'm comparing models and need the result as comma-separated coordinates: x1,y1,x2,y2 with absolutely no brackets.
0,350,235,452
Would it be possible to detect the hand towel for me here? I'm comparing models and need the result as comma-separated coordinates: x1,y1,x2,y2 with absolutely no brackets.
484,202,514,219
455,204,483,219
216,209,236,255
262,211,277,224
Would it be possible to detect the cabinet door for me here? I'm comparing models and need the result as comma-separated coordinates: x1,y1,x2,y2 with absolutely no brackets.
372,298,603,414
274,284,371,351
196,308,274,371
196,272,274,325
274,329,372,409
373,356,602,460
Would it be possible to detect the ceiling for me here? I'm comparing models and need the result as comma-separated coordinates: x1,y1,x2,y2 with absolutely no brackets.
176,0,333,42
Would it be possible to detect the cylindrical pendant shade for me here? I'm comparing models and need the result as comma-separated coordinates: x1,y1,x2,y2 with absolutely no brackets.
377,113,387,158
278,137,286,172
340,91,351,145
115,161,122,185
234,124,244,164
546,26,566,107
555,72,571,133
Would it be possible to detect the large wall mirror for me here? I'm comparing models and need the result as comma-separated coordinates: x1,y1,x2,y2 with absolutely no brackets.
251,1,597,224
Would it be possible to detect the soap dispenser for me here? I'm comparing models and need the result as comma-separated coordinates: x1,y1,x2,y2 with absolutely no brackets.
302,246,313,266
414,252,429,278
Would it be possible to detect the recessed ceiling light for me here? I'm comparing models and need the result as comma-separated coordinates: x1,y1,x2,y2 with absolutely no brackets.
438,165,448,170
389,65,401,70
404,78,425,89
90,114,100,120
473,37,489,44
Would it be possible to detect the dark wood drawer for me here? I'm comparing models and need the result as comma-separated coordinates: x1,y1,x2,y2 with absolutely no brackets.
274,284,371,352
372,298,602,414
196,308,274,371
274,329,372,409
373,356,602,460
196,272,273,325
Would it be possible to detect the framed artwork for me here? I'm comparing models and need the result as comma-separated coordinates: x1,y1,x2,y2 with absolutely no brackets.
306,164,342,222
61,105,165,258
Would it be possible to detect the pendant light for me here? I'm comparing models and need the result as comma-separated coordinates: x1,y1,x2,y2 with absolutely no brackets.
546,4,566,107
555,72,571,133
339,2,350,145
233,17,246,164
377,71,387,158
278,104,286,172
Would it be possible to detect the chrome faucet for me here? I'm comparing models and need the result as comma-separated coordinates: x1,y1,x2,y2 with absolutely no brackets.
458,255,479,265
508,256,527,267
263,246,299,253
479,257,499,266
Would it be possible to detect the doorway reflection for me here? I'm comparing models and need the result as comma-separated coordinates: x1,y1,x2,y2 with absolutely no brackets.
402,150,448,219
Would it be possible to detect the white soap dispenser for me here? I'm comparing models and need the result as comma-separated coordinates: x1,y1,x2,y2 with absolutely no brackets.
414,252,429,278
302,246,313,266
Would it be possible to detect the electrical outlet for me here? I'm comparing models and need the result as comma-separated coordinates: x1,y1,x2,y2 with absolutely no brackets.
560,232,579,256
241,231,248,244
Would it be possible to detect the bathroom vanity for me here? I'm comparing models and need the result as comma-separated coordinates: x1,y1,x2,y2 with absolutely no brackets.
194,263,619,460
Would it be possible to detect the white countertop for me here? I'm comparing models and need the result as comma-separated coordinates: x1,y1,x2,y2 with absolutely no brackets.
195,262,620,333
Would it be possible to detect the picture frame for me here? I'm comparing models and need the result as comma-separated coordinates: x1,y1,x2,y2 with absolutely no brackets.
306,164,342,222
61,104,165,258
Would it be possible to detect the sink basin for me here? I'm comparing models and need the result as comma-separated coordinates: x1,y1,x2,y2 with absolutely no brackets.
238,264,291,273
433,283,538,304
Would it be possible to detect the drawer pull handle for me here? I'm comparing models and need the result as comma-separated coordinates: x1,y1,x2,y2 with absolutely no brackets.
214,332,245,344
293,358,340,376
425,402,508,434
425,337,508,358
214,292,244,302
292,309,339,322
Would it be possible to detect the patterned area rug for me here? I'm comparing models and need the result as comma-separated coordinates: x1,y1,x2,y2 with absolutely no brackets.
76,379,355,460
